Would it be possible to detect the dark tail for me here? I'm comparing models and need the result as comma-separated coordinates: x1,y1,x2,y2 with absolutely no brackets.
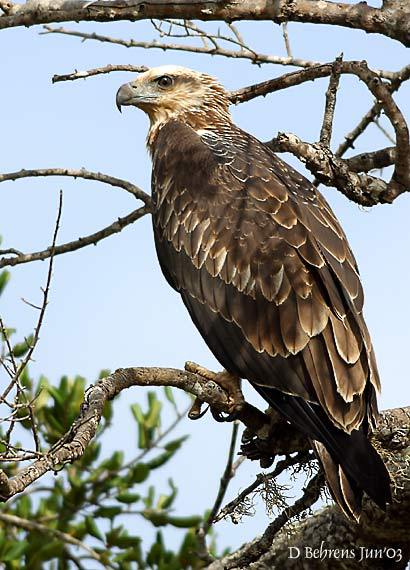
252,384,391,520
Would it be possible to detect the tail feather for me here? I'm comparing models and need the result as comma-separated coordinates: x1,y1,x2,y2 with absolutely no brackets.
313,440,362,521
252,384,391,518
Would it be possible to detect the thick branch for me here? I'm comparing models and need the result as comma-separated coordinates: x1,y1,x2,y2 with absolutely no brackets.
266,133,390,206
209,407,410,569
0,1,409,47
0,363,266,501
345,147,396,173
237,61,409,204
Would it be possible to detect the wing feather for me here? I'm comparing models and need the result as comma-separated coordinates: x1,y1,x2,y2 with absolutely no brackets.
151,120,379,434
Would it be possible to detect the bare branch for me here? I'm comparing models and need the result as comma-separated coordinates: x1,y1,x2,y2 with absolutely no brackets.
345,147,396,173
197,421,240,563
0,168,152,268
335,63,410,158
0,0,408,47
51,63,148,83
319,55,342,146
234,61,410,204
0,206,149,269
42,26,323,71
281,23,292,58
0,359,406,507
267,133,389,206
0,167,151,204
215,451,313,524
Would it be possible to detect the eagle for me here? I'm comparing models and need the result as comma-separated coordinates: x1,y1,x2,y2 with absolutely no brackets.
116,65,391,520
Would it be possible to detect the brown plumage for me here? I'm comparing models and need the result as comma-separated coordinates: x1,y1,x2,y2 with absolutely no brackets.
116,65,391,520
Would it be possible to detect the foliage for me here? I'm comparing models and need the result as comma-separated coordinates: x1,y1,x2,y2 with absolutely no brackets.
0,269,219,569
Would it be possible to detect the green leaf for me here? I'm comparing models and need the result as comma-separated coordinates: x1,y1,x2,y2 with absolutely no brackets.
167,515,202,529
129,463,150,484
146,450,174,470
16,495,32,519
100,451,124,471
164,435,189,453
142,510,170,527
98,368,111,379
85,515,103,541
0,270,10,295
12,334,34,357
130,403,144,424
116,492,141,504
1,540,28,561
111,535,141,549
94,506,123,519
145,398,162,430
164,386,176,406
157,479,177,510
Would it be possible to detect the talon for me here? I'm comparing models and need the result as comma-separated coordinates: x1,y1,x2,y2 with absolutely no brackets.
212,371,245,420
211,407,227,422
188,397,209,420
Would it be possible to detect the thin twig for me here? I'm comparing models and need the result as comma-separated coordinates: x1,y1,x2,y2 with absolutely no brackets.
0,316,17,377
0,248,23,256
0,512,114,568
40,26,329,71
42,25,401,80
197,421,240,562
215,451,312,523
335,63,410,157
52,63,148,83
282,23,292,57
0,206,149,270
226,473,324,568
206,421,240,530
0,167,150,204
374,118,396,144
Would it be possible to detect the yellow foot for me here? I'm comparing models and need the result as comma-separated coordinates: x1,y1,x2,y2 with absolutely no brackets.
185,363,245,423
211,371,245,422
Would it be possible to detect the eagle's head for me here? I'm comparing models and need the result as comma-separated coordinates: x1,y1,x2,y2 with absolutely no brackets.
116,65,231,145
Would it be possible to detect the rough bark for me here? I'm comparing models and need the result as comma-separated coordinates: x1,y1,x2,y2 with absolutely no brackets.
208,407,410,569
0,0,409,47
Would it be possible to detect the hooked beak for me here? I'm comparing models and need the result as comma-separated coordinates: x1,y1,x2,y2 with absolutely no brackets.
116,81,158,112
116,83,135,113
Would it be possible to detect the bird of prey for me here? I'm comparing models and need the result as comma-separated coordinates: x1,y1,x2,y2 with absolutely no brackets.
116,65,391,520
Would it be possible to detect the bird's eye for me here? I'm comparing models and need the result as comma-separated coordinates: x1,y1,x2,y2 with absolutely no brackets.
156,75,173,88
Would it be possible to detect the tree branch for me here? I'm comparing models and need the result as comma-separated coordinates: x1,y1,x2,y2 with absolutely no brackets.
0,168,152,268
335,64,410,158
0,1,409,47
0,363,264,501
0,512,114,568
208,407,410,569
51,63,149,83
237,61,409,204
43,25,404,81
0,167,151,204
0,206,149,269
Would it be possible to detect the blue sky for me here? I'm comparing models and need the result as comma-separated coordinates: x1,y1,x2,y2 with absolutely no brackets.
1,16,409,557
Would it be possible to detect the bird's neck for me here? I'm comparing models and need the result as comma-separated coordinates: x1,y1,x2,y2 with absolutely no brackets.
147,106,232,151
